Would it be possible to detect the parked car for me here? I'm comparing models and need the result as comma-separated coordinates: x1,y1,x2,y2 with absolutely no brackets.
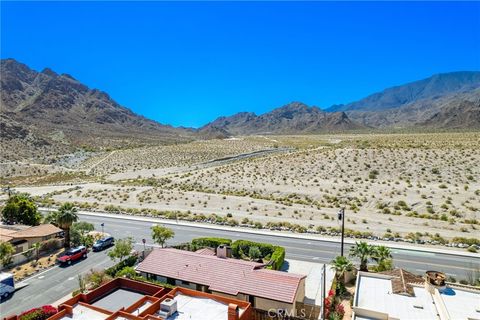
57,246,87,265
92,236,115,252
0,273,15,300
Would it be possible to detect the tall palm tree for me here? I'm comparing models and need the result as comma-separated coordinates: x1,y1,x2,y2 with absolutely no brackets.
56,203,78,248
331,256,354,285
43,211,59,226
349,241,374,272
32,242,41,261
372,245,393,271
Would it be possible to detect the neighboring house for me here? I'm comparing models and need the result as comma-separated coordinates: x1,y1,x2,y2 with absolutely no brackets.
0,224,63,267
136,248,306,316
352,268,480,320
5,277,252,320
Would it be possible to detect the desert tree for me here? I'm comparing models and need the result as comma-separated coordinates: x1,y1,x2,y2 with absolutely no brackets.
151,225,175,248
108,237,134,262
1,193,41,226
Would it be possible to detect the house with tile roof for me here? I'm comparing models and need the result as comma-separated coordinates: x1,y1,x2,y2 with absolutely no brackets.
136,248,306,315
0,224,63,267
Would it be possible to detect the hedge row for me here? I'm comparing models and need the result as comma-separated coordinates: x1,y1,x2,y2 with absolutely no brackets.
231,240,275,259
105,255,138,277
231,240,285,270
191,237,232,249
267,246,285,270
186,238,284,271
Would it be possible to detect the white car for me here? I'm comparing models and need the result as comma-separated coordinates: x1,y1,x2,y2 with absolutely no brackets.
0,272,15,299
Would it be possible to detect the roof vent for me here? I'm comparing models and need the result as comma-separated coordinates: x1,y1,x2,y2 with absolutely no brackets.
158,298,177,318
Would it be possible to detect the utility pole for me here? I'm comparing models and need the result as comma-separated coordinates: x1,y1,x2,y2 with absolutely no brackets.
142,238,146,259
338,207,345,257
322,263,326,320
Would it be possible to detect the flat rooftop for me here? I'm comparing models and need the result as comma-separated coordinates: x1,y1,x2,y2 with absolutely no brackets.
354,271,480,320
92,288,145,312
282,259,335,306
355,273,438,320
161,292,244,320
57,304,108,320
440,287,480,319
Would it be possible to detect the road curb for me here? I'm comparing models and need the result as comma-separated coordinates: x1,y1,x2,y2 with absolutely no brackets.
60,209,480,259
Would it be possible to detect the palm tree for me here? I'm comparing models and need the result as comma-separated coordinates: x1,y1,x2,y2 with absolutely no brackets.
372,245,393,271
43,211,59,226
32,242,41,261
331,256,354,285
349,241,374,272
56,203,78,248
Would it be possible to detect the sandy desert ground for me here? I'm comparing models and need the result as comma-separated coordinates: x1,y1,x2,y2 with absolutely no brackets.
2,133,479,245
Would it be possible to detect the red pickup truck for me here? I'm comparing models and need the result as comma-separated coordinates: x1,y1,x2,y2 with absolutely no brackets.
57,246,87,265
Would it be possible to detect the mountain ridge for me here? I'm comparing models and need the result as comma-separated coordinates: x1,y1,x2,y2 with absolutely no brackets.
1,58,479,161
326,71,480,113
199,102,364,135
0,58,194,160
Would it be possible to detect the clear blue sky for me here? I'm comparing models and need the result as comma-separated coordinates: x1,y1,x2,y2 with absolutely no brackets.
1,1,479,127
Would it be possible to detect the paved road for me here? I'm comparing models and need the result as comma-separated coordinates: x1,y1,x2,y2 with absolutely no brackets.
1,247,115,317
2,213,479,317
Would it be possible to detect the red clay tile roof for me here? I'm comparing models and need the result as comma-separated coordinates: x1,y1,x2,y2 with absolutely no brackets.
195,248,216,256
379,268,424,296
8,224,62,239
136,248,305,303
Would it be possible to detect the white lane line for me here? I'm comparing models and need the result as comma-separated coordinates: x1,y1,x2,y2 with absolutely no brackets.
17,265,59,285
135,243,162,248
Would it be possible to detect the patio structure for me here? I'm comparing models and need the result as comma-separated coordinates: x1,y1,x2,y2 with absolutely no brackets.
352,269,480,320
4,277,251,320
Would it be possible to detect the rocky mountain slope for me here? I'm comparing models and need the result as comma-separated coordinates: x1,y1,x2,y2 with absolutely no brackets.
327,71,480,128
1,59,193,160
2,59,478,162
199,102,363,135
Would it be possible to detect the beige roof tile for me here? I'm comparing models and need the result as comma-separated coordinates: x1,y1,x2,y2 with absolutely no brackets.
9,224,62,239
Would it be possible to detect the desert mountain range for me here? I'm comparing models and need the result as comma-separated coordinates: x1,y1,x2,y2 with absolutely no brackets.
1,58,479,158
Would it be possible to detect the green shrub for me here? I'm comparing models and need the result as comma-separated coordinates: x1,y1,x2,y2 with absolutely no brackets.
116,266,137,278
40,239,62,252
231,240,285,270
130,275,175,289
105,255,138,276
451,237,480,246
268,246,286,270
467,246,477,253
191,237,232,249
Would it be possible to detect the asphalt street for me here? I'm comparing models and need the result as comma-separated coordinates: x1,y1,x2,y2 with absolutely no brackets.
1,213,479,317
